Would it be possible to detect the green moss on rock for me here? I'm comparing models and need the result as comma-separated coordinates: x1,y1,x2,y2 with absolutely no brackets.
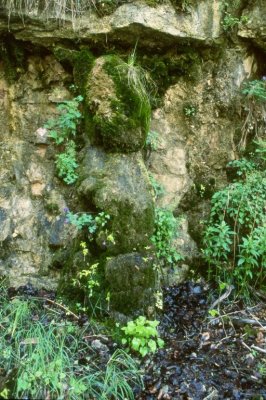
0,36,26,83
105,253,157,315
141,50,201,95
73,49,95,95
78,147,155,254
85,55,151,152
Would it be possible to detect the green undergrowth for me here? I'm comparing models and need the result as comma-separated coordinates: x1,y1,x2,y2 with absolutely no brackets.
151,208,184,267
0,285,143,400
60,209,113,316
121,316,164,357
202,140,266,300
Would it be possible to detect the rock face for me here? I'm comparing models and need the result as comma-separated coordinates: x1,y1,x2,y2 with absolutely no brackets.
148,47,258,246
238,0,266,52
0,57,76,289
0,1,222,47
0,0,265,312
78,147,154,254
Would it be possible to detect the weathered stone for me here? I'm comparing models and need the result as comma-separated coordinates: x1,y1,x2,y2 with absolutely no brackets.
0,207,11,242
0,1,222,48
238,0,266,52
79,146,154,253
0,61,77,289
105,252,157,315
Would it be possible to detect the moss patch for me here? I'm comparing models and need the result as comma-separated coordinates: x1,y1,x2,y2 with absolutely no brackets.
0,35,27,83
141,50,201,96
73,49,95,95
86,55,152,152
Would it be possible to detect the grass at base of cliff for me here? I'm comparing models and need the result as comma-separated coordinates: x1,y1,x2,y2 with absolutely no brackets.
0,284,143,400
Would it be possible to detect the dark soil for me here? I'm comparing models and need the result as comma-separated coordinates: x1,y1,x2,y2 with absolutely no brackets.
138,282,266,400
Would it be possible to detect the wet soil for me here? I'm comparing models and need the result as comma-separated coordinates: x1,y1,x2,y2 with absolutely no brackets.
138,282,266,400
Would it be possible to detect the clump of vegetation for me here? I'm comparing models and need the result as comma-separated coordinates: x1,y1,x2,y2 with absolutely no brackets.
149,174,165,200
45,96,83,145
96,50,155,151
202,142,266,299
55,140,78,184
72,242,100,299
183,104,197,117
145,130,160,151
242,79,266,102
121,316,164,357
141,50,201,96
65,209,111,237
44,95,83,185
151,208,184,266
64,210,113,314
222,13,248,31
0,286,143,399
222,1,249,32
239,78,266,151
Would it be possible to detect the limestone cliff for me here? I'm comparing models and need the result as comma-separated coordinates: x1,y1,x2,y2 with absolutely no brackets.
0,0,265,314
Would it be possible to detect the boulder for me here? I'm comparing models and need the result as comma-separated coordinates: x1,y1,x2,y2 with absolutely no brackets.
78,146,155,254
105,252,157,315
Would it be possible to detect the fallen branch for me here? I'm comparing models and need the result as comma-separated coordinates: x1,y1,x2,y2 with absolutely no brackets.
251,344,266,355
230,316,266,328
209,285,234,310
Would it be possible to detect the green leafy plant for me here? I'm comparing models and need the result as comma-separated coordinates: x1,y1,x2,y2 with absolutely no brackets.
149,174,165,200
151,208,184,265
66,210,110,236
222,12,248,31
45,96,83,145
145,130,160,151
183,104,197,117
227,158,256,177
121,316,164,357
55,140,78,184
72,242,100,299
242,80,266,102
202,162,266,297
44,95,83,184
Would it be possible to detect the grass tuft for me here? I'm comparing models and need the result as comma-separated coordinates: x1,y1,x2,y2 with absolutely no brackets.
0,285,143,399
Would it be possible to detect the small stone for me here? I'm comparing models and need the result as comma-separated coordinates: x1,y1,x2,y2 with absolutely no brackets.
91,339,110,355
